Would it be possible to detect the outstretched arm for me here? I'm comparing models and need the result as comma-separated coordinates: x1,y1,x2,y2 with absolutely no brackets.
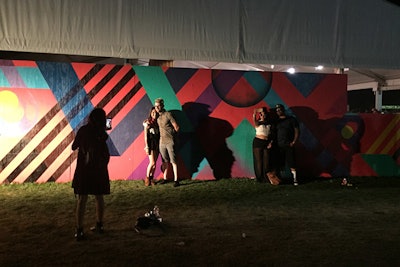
291,127,299,147
253,108,262,126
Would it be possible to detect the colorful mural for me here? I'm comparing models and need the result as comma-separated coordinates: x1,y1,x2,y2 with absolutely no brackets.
0,60,399,184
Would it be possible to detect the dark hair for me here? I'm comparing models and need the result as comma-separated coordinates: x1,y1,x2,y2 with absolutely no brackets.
89,108,106,129
146,107,158,124
275,104,285,110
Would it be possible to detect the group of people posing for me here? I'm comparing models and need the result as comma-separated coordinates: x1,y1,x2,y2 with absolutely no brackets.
144,100,300,187
142,98,180,187
252,104,300,186
70,100,298,241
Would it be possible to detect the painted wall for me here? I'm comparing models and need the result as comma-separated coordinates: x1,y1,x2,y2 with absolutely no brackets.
0,60,398,184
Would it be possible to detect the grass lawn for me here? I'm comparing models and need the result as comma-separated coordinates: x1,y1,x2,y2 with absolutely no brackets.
1,177,400,267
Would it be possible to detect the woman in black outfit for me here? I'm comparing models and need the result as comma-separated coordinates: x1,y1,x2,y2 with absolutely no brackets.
72,108,110,241
143,107,160,186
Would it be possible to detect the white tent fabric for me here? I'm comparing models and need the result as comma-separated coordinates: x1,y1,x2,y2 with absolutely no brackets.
1,0,400,69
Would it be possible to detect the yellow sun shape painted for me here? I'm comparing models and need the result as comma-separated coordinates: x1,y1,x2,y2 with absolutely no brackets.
341,125,354,139
0,90,25,123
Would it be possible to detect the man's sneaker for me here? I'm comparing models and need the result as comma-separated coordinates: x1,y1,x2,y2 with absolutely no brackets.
174,181,180,187
294,180,299,186
75,228,85,241
90,222,104,233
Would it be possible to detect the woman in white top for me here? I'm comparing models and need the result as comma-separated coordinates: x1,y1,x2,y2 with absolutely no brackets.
252,107,279,184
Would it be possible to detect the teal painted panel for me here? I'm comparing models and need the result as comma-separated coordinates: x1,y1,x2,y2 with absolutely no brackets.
227,119,254,172
361,154,400,176
0,70,10,87
244,71,270,96
132,66,181,110
17,67,49,89
133,65,193,132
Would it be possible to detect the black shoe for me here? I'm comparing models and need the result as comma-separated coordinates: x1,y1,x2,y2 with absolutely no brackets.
159,179,168,184
75,228,85,241
90,222,104,233
174,181,180,187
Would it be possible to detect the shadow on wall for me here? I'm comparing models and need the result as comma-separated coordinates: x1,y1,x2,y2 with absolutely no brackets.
290,106,365,182
171,102,234,180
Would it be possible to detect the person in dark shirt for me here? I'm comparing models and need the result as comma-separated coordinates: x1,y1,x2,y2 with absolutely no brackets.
275,104,299,186
72,108,110,240
154,98,180,187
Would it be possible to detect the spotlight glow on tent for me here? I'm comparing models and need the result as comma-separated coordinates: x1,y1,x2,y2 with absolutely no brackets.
287,67,295,74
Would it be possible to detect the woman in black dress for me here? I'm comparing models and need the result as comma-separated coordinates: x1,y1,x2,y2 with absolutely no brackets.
143,107,160,186
72,108,110,240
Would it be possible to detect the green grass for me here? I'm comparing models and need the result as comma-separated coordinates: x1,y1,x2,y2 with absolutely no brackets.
1,177,400,267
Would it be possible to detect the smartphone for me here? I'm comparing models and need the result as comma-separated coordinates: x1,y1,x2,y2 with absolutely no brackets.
106,118,112,130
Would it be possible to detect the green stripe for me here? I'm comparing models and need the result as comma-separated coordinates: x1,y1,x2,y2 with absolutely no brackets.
227,119,254,172
133,65,193,132
132,66,181,111
361,154,400,176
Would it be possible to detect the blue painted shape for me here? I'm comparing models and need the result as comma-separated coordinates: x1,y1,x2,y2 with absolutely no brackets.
67,100,93,131
109,96,151,155
316,149,334,169
299,123,319,151
37,61,93,130
165,67,198,94
284,73,325,97
106,137,120,156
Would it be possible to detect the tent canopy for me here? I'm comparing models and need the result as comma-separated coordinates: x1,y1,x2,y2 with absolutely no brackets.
1,0,400,70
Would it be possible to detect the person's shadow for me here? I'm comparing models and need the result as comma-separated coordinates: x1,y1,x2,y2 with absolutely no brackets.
173,102,234,180
287,106,365,183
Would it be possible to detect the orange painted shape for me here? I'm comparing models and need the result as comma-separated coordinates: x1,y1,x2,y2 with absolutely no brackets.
366,115,400,154
103,74,139,115
12,60,38,67
71,62,96,80
90,65,132,107
176,69,212,104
